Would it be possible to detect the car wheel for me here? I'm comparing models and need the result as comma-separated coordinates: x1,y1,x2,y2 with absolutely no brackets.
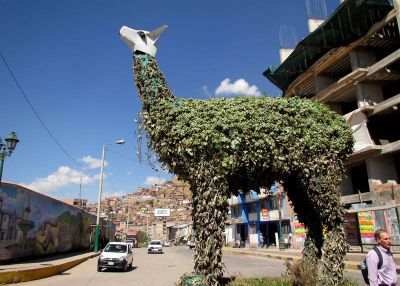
123,262,128,272
97,264,101,272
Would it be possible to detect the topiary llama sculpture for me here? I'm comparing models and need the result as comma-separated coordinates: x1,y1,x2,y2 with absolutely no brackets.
120,25,354,285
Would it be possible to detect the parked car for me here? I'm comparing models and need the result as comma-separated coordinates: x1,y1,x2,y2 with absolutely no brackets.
98,242,133,272
147,240,163,254
187,239,195,250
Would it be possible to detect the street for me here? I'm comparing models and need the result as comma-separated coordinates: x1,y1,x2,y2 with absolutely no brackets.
13,246,365,286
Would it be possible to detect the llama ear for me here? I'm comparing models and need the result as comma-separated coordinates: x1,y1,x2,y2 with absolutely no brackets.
148,25,168,42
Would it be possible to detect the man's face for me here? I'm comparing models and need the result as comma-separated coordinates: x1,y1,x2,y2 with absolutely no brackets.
378,232,392,250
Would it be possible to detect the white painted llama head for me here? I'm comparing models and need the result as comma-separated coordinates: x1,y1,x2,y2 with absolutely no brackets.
119,25,168,57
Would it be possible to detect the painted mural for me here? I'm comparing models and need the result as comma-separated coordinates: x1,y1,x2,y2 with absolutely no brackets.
0,183,114,262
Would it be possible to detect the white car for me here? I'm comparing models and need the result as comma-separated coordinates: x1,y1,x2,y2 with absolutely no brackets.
147,240,163,254
98,242,133,271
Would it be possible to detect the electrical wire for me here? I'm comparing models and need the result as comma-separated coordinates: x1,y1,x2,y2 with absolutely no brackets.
0,51,83,168
107,148,140,163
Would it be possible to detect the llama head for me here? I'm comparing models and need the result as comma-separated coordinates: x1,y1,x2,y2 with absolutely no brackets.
119,25,168,57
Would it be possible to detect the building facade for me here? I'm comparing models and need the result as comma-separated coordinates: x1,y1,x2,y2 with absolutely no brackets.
264,0,400,250
227,182,305,249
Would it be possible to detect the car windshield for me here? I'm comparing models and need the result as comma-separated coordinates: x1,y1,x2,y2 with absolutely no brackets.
104,244,127,253
150,241,161,245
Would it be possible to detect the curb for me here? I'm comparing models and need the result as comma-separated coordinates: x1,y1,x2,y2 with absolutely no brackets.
223,248,300,264
0,253,99,284
222,249,387,272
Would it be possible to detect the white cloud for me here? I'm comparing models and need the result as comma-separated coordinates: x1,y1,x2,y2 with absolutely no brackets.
202,85,212,98
143,176,166,187
21,166,97,194
215,78,261,97
79,156,108,170
103,192,126,199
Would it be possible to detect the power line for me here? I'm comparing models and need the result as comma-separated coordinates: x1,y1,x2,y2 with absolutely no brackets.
107,149,140,163
0,51,83,168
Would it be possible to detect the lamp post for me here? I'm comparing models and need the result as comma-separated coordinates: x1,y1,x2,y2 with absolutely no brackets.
94,139,125,253
276,182,286,250
0,132,19,184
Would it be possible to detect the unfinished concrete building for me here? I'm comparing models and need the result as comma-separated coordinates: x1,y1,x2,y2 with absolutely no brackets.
265,0,400,248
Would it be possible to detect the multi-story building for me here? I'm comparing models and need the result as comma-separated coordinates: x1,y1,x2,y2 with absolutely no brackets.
227,182,303,248
264,0,400,250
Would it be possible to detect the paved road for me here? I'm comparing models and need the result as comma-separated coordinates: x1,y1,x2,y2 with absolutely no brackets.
14,246,364,286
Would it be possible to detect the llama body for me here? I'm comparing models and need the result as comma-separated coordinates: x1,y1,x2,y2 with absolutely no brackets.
120,25,354,285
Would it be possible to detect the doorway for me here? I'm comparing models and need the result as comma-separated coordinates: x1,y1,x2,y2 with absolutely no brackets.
267,222,278,246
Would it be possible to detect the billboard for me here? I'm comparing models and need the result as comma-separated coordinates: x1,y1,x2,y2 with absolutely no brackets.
154,208,170,217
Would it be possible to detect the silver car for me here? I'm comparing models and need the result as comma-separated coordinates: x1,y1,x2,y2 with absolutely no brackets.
147,240,163,254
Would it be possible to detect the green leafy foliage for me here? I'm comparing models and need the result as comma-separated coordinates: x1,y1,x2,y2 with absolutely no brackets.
132,52,354,286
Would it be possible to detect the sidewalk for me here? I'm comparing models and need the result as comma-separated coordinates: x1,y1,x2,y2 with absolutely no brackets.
0,251,99,284
222,246,400,272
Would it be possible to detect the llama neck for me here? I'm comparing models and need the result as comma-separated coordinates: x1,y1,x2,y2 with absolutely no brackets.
134,52,176,111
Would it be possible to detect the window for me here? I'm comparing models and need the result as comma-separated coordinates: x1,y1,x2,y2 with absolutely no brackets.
232,205,240,217
260,199,267,209
270,198,279,210
281,221,291,234
248,202,257,213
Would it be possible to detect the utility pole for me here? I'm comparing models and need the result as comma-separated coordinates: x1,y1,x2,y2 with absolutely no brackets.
394,0,400,34
126,204,130,231
79,175,82,209
146,213,149,240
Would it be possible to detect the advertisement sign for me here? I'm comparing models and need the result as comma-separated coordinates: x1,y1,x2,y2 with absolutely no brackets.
260,209,269,222
293,221,306,238
269,210,279,220
154,208,170,217
357,211,375,244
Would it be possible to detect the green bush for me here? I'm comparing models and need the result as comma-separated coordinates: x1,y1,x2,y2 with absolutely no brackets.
226,277,291,286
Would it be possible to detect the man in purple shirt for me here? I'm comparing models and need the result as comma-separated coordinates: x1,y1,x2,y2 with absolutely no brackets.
366,229,397,286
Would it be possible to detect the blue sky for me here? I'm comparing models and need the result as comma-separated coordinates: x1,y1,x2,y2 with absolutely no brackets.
0,0,339,203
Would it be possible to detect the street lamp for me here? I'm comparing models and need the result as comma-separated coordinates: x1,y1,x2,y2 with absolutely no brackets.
276,182,286,250
94,139,125,253
0,132,19,184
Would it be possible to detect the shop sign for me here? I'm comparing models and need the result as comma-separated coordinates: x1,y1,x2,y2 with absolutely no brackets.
260,208,269,221
357,211,375,244
269,210,279,220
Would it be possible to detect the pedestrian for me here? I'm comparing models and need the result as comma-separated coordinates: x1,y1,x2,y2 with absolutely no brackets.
286,232,292,249
260,234,264,248
366,229,397,286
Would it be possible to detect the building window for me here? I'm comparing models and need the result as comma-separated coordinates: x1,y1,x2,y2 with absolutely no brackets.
260,199,267,209
232,205,240,217
281,221,291,234
248,202,257,213
270,197,279,210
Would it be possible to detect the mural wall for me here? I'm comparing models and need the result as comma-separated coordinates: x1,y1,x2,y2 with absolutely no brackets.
0,183,114,262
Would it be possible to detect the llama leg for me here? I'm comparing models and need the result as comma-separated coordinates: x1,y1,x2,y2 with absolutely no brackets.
320,188,347,285
191,175,229,286
308,171,347,285
302,222,323,263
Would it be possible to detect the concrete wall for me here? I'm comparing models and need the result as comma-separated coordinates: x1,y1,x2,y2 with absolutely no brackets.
366,156,399,190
